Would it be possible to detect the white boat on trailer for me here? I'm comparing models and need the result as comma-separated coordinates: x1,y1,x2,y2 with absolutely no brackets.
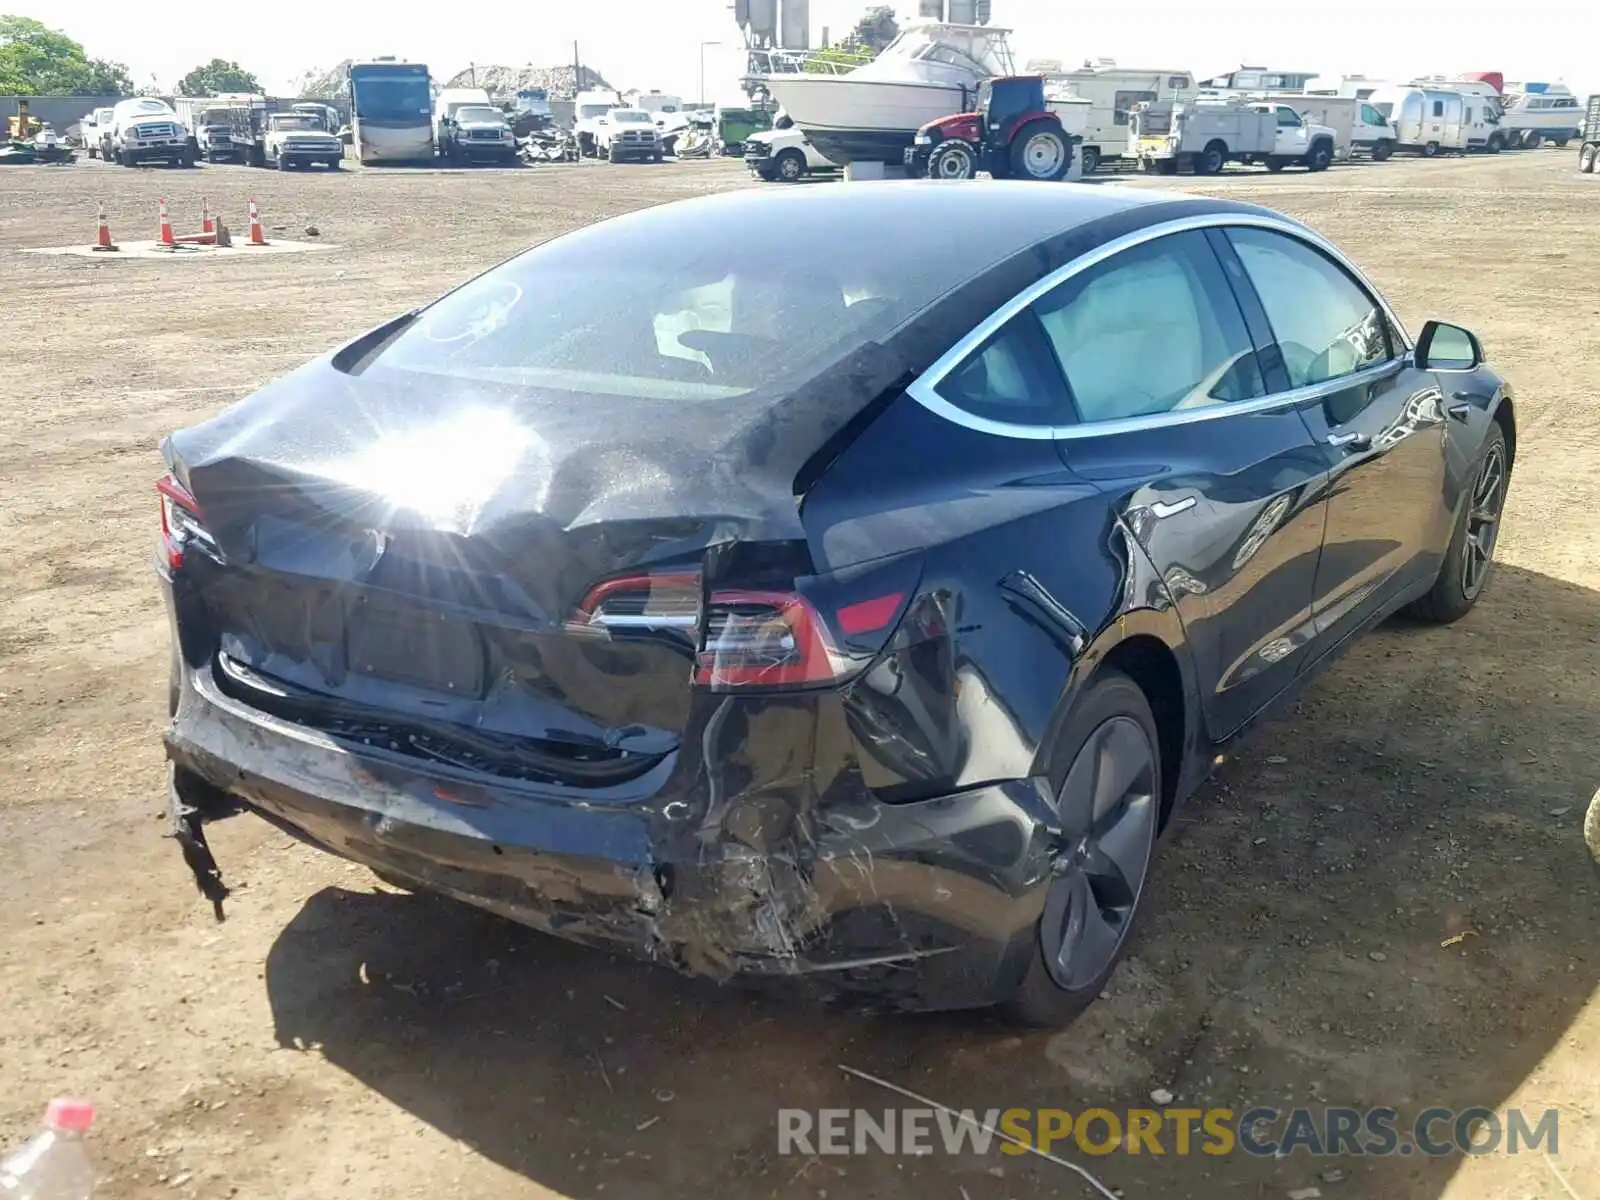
760,22,1016,166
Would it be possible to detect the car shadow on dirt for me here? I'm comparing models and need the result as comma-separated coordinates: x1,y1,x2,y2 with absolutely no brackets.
263,562,1598,1200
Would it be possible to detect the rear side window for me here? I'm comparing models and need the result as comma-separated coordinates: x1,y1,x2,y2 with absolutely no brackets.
1226,227,1392,388
933,316,1072,426
1030,231,1266,423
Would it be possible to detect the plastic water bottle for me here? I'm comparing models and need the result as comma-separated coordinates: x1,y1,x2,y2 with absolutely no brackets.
0,1100,96,1199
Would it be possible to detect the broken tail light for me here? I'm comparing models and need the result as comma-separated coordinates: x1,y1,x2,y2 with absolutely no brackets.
156,474,213,569
575,552,922,692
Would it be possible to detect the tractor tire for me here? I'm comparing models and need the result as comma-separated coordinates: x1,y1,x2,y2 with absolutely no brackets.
1580,143,1599,173
1010,121,1070,181
1078,144,1100,175
774,148,806,181
1372,139,1395,161
1304,140,1333,172
1196,140,1227,175
926,138,978,180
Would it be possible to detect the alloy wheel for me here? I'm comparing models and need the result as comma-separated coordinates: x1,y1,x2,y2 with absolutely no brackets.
1040,716,1158,990
1462,442,1507,598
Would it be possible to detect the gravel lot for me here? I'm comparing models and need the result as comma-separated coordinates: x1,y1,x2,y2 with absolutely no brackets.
1,151,1596,1200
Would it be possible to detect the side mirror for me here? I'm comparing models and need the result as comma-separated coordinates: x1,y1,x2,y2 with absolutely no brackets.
1415,320,1483,371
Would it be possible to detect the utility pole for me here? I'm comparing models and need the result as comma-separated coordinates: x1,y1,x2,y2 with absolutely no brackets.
573,41,582,95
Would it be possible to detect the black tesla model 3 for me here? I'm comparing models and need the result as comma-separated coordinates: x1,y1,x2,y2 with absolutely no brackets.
159,182,1514,1025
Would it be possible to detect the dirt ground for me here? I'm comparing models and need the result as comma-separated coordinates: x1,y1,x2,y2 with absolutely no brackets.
1,150,1596,1200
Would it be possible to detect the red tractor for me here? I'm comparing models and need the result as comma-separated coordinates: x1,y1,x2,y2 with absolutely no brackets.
905,75,1074,182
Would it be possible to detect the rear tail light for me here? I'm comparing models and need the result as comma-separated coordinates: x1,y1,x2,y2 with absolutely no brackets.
574,555,920,692
156,474,213,569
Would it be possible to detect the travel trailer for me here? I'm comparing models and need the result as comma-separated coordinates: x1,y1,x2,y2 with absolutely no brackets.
1199,66,1319,93
1366,86,1477,155
761,22,1016,165
1036,62,1196,171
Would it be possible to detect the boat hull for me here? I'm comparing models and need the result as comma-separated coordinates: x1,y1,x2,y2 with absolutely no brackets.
762,76,974,165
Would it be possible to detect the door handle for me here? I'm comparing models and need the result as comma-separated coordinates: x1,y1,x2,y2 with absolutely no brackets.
1148,497,1196,518
1446,401,1472,421
1326,431,1371,449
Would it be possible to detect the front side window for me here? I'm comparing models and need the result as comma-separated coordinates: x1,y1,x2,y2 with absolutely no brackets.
1226,227,1392,388
1360,104,1383,125
1275,106,1302,127
1031,231,1266,424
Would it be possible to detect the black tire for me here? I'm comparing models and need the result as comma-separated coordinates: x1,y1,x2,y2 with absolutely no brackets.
180,147,196,168
1305,140,1332,172
774,148,805,182
1422,141,1440,157
1265,156,1288,172
1009,121,1070,181
1002,669,1162,1028
1407,424,1509,623
1078,144,1100,175
1487,132,1504,153
1196,140,1227,175
926,138,978,180
1582,143,1599,173
1372,138,1394,161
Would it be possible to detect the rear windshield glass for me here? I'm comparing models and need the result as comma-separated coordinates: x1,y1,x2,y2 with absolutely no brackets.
368,193,1027,402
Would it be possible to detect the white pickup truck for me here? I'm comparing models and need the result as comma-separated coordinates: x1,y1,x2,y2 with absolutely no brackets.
743,123,837,181
1132,99,1337,174
77,105,113,156
264,112,344,170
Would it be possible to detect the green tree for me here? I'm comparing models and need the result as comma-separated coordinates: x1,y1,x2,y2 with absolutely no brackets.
177,58,261,96
0,15,131,95
851,5,899,54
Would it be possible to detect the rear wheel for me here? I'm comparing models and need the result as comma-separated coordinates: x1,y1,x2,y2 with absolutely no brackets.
926,138,978,180
1003,670,1161,1028
1372,138,1394,161
1011,121,1070,181
1407,425,1509,623
1196,140,1227,175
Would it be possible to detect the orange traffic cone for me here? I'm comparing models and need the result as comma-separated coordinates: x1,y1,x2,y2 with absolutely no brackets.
158,198,175,247
201,196,213,234
92,202,118,252
246,199,266,246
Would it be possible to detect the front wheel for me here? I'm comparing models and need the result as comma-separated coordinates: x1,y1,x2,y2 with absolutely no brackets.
1486,133,1504,153
277,154,291,170
774,148,805,182
1304,142,1332,172
1407,424,1509,623
1422,141,1440,157
1011,122,1070,181
1003,670,1161,1028
926,138,977,180
1372,138,1394,161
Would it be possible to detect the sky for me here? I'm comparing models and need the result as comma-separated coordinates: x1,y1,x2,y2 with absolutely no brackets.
32,0,1600,102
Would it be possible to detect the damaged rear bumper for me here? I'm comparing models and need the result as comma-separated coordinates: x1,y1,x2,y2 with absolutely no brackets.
165,664,1060,1012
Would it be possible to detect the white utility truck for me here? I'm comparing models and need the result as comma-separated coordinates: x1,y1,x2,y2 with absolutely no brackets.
1131,98,1336,174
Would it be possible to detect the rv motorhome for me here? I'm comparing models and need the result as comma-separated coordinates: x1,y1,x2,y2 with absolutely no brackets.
1033,61,1196,172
